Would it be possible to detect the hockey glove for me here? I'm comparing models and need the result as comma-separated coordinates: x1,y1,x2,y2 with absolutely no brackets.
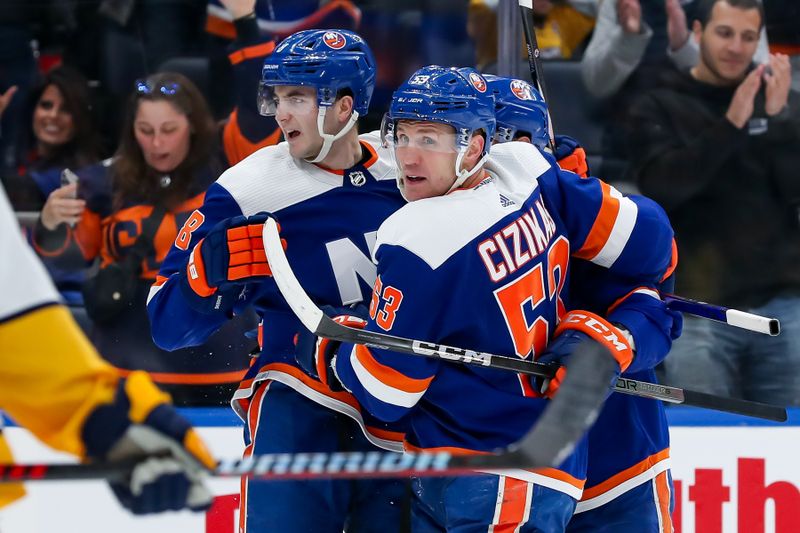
184,212,283,298
82,371,216,515
535,310,634,399
554,135,589,178
295,304,369,391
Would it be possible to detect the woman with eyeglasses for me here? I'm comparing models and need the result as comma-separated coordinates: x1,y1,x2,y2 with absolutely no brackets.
29,3,281,405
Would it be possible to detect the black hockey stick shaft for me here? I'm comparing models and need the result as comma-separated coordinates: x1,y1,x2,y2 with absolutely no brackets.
518,0,556,152
262,220,787,423
518,0,548,100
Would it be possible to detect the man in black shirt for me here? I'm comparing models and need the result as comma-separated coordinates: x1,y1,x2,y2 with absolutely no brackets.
628,0,800,405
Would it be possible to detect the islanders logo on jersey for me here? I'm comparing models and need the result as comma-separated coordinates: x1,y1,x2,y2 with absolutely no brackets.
469,72,487,93
323,31,347,50
510,79,535,101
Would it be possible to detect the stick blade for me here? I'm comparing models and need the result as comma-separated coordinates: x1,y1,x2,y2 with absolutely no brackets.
262,218,324,333
464,340,617,470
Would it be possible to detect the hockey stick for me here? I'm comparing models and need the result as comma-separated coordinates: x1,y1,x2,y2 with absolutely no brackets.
518,0,556,152
1,343,610,484
262,220,787,422
663,294,780,336
0,451,478,483
1,342,612,484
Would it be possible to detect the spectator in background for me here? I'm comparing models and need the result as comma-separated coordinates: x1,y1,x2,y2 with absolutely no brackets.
467,0,595,72
30,9,279,404
581,0,769,180
0,67,105,305
5,66,104,212
628,0,800,405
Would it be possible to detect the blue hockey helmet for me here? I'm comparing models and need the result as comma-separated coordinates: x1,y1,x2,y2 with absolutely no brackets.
484,75,550,150
258,29,376,163
259,29,376,116
383,65,496,195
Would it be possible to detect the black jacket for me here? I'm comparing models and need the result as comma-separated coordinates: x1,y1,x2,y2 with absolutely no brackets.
627,66,800,307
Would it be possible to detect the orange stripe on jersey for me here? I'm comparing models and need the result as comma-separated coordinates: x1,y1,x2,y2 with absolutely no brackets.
363,425,406,444
581,448,671,500
574,181,619,261
361,140,378,168
228,41,276,66
240,382,269,533
403,442,585,491
493,477,532,532
254,362,364,410
313,140,379,176
354,344,434,394
153,275,168,287
655,470,673,532
661,238,678,282
114,367,248,385
223,110,282,167
533,467,586,491
206,15,236,40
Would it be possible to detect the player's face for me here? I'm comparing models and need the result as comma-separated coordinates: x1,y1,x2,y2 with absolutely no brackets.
394,121,461,202
33,84,75,149
272,85,324,159
694,2,761,84
134,99,192,174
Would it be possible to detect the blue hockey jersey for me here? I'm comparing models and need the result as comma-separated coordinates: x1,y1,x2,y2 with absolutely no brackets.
334,141,674,499
147,133,408,451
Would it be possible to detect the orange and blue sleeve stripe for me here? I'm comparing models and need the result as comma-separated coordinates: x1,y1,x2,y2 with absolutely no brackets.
545,167,674,281
336,342,435,423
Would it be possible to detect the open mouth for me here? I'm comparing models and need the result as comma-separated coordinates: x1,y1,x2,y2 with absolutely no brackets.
286,130,301,140
405,175,426,183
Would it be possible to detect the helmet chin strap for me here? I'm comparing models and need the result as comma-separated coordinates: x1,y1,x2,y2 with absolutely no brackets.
306,107,360,164
446,148,489,194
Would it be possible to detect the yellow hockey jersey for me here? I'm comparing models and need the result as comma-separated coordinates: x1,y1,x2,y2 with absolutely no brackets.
0,186,120,507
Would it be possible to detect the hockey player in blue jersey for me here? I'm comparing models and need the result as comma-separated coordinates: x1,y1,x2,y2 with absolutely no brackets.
486,74,682,533
302,65,676,531
146,29,410,532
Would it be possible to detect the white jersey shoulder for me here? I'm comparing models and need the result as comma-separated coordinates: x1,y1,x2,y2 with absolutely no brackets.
374,179,509,270
375,142,555,270
217,132,396,217
0,188,60,321
484,140,553,205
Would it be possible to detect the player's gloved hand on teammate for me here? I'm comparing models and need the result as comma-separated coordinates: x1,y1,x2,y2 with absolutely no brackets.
553,135,589,178
295,304,370,391
180,212,285,311
82,371,216,515
535,310,634,399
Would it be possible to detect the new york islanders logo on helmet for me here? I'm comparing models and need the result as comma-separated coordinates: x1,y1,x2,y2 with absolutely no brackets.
468,72,487,93
510,79,535,101
323,31,347,50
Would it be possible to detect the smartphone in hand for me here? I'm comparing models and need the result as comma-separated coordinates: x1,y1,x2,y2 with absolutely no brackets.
60,168,79,198
60,168,80,227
